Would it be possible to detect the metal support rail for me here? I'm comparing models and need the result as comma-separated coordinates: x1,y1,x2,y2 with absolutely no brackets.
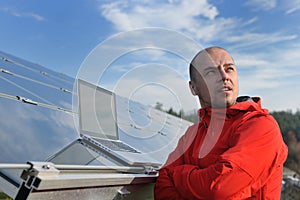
0,161,157,200
1,56,74,85
0,163,145,172
0,92,76,114
0,164,31,170
0,68,73,94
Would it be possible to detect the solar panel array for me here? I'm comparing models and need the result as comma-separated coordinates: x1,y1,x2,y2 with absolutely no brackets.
0,51,192,185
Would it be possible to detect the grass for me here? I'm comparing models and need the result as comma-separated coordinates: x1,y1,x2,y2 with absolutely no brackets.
0,191,12,200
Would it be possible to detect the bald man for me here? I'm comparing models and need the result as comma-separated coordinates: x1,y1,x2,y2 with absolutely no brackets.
154,47,287,199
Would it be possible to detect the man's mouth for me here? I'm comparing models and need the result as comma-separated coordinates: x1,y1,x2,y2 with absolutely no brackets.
217,85,233,94
214,85,233,94
223,86,232,91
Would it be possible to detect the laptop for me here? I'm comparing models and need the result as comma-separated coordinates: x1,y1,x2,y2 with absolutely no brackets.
77,79,161,169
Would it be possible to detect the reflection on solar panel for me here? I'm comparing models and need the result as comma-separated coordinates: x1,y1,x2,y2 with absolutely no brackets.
0,51,192,199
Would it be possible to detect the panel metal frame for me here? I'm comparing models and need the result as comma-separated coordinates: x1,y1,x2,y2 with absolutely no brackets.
0,162,157,200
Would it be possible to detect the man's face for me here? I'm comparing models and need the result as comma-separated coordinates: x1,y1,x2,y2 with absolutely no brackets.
189,49,239,108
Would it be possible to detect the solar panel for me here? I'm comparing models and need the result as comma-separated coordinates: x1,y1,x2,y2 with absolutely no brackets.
0,50,192,199
0,52,79,184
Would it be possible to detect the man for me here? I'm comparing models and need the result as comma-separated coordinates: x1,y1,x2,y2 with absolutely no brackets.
154,46,288,199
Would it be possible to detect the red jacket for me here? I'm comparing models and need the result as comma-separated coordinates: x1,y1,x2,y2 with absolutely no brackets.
154,97,288,199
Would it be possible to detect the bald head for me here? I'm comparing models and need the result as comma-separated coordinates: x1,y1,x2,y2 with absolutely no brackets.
190,46,233,81
188,46,239,108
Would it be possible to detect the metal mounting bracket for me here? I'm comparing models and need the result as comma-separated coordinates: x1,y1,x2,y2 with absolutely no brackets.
15,162,59,200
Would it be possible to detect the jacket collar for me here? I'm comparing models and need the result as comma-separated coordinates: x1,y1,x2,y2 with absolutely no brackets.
198,96,267,125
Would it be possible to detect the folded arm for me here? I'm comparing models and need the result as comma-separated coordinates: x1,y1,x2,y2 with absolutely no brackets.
155,116,286,199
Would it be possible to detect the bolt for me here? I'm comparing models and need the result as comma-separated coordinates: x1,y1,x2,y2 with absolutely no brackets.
42,164,51,169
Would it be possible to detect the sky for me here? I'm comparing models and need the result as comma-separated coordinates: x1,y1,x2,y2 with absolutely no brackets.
0,0,300,113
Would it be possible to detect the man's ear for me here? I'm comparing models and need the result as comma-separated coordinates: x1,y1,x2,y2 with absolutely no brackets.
189,81,197,96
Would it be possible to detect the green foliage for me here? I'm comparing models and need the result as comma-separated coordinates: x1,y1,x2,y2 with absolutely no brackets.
271,110,300,141
154,102,164,111
155,102,199,123
166,108,184,118
0,191,12,200
182,110,199,123
270,110,300,173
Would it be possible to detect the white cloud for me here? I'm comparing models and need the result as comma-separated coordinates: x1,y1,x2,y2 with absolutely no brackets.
237,42,300,63
98,0,297,48
234,44,300,112
25,12,45,21
244,0,277,11
280,0,300,14
285,6,300,14
241,17,258,27
0,7,45,21
111,63,198,112
235,54,270,68
244,0,300,15
227,32,297,49
278,0,300,15
99,0,219,36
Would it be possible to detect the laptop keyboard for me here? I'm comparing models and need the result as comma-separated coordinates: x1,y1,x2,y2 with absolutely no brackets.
93,138,141,153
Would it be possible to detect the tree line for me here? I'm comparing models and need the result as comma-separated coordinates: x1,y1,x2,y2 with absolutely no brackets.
272,110,300,173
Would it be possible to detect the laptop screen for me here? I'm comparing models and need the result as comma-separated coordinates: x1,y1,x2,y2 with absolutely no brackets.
78,79,118,140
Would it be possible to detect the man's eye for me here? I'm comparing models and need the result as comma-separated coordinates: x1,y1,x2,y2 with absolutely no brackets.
205,70,216,76
226,67,234,72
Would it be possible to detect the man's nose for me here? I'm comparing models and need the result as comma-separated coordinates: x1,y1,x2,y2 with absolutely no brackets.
219,68,229,81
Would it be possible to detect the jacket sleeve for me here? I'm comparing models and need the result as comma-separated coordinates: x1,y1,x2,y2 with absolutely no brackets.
154,137,186,199
167,115,287,199
154,124,199,200
154,166,183,199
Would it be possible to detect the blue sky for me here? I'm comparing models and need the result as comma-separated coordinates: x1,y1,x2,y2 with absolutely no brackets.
0,0,300,112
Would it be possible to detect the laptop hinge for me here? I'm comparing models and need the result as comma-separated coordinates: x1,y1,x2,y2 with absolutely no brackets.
80,136,130,166
144,166,159,175
81,135,160,174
